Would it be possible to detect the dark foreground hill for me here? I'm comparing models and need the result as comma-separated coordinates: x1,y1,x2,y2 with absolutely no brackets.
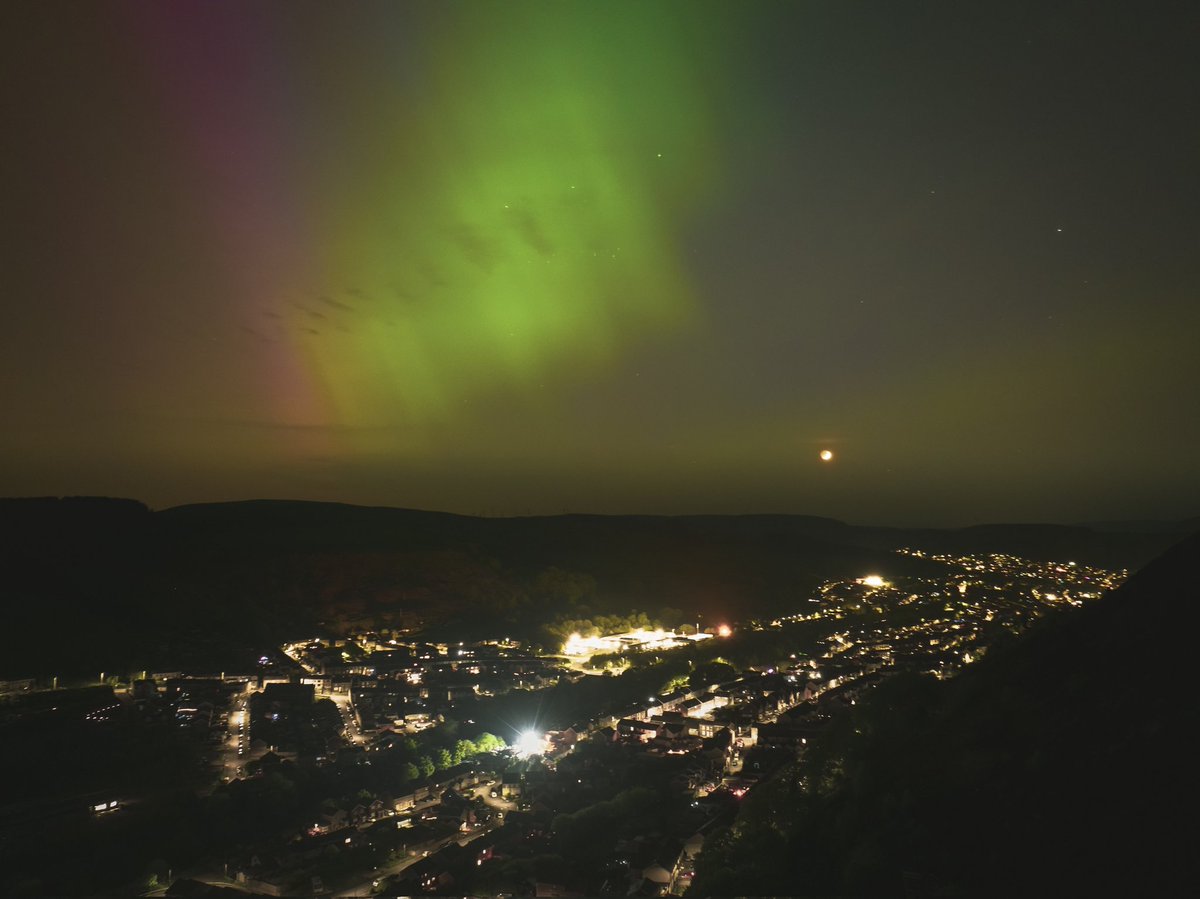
0,497,1187,679
690,529,1200,896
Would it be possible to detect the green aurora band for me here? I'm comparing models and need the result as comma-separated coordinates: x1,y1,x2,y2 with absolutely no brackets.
298,3,728,433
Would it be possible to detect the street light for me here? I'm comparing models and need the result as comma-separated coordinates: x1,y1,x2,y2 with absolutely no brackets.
515,730,545,757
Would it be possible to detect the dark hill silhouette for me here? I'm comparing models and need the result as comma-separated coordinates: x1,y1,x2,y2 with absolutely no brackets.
689,529,1200,896
0,497,1189,679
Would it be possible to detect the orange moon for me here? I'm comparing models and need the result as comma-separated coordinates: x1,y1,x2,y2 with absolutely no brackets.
820,449,834,461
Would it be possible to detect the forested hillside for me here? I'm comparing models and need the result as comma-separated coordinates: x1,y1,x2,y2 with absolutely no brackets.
0,497,1184,679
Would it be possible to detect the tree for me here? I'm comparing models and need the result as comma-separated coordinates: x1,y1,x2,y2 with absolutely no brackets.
476,732,506,753
454,738,477,764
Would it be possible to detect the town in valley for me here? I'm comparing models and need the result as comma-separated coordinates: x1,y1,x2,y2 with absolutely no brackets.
0,548,1125,897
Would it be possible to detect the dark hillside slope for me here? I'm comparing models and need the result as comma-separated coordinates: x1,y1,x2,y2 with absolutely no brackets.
690,530,1200,896
155,503,931,640
0,497,158,676
0,497,1186,680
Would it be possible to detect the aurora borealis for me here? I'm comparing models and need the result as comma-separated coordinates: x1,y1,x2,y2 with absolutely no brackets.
2,1,1198,524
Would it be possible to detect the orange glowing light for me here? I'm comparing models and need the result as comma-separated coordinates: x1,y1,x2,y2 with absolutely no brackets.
716,624,733,638
819,449,834,461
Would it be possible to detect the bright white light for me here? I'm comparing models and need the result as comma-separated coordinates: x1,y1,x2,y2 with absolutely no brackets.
819,449,834,461
858,575,889,589
562,632,593,655
515,730,545,757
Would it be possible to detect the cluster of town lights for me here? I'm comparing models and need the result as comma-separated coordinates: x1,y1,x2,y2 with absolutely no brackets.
560,627,715,657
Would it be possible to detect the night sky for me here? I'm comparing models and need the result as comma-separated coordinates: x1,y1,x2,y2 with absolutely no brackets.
3,1,1197,525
